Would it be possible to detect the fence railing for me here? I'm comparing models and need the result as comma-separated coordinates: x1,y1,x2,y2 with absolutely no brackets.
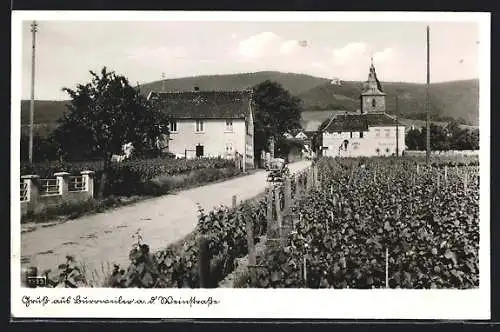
20,181,28,202
40,178,60,196
21,171,95,216
68,176,86,192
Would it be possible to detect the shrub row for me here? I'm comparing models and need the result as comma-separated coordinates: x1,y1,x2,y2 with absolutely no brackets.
20,157,240,197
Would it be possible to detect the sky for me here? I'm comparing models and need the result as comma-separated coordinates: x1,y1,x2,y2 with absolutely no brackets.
19,19,480,100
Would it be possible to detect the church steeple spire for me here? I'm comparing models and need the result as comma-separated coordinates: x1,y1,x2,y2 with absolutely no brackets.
364,57,384,94
360,57,386,114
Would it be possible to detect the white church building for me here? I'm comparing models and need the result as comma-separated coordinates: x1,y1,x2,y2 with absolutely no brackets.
321,59,405,157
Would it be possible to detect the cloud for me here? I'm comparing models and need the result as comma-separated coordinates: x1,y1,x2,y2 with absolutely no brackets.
238,32,281,58
311,62,325,68
238,32,304,59
332,42,369,66
280,40,300,55
373,47,397,62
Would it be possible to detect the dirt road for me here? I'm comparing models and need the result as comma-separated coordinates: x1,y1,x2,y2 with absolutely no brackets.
20,161,311,277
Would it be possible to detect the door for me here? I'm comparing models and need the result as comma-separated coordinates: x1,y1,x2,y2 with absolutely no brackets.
196,145,204,157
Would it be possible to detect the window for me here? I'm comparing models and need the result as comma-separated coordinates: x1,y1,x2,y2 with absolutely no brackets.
372,99,376,107
225,120,233,132
225,142,233,154
195,120,204,133
169,121,177,133
375,129,380,137
385,129,391,137
360,131,364,138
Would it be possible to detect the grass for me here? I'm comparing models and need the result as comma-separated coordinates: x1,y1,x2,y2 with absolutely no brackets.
78,260,116,287
21,196,143,224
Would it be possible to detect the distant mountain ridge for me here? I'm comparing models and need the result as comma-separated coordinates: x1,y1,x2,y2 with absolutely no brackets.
20,71,479,130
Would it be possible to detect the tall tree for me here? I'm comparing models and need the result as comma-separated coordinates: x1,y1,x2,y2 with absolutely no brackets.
52,67,170,198
252,80,302,160
405,128,422,150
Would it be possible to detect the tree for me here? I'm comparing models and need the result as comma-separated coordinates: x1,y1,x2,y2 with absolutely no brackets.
21,133,59,162
452,128,479,150
405,128,422,150
52,67,170,198
252,80,302,160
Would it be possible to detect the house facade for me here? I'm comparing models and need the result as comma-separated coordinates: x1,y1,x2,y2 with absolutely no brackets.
148,89,255,169
322,59,406,157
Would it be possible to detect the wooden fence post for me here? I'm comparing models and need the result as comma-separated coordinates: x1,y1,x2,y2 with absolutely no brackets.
232,195,237,209
444,166,448,183
464,172,468,193
284,177,292,211
385,247,389,288
303,251,308,287
315,164,319,189
266,187,274,237
295,174,301,198
245,215,256,282
275,185,282,228
198,235,211,288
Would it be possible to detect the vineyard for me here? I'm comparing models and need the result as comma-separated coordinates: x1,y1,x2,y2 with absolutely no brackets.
27,156,480,289
239,157,479,289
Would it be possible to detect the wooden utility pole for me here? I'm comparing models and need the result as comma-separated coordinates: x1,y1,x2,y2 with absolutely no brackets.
426,25,431,165
161,72,166,92
395,95,399,157
29,21,38,164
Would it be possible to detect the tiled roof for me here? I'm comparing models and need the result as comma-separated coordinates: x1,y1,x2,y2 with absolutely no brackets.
364,113,402,126
323,112,403,133
148,90,252,119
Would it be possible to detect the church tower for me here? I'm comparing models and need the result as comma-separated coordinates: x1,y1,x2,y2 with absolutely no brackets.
360,57,386,114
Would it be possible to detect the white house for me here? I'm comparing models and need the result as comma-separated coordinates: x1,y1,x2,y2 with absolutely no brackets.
321,59,405,157
148,89,255,169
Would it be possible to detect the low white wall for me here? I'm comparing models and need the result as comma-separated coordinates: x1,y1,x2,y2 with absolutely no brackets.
405,150,479,156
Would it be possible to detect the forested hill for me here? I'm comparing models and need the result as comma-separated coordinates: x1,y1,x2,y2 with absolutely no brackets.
20,71,479,127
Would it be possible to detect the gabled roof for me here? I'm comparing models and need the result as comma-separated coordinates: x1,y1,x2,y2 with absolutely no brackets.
322,112,403,133
364,113,402,126
148,90,252,119
324,114,368,133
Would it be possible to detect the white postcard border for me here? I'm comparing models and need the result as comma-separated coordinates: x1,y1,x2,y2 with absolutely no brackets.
10,11,491,320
